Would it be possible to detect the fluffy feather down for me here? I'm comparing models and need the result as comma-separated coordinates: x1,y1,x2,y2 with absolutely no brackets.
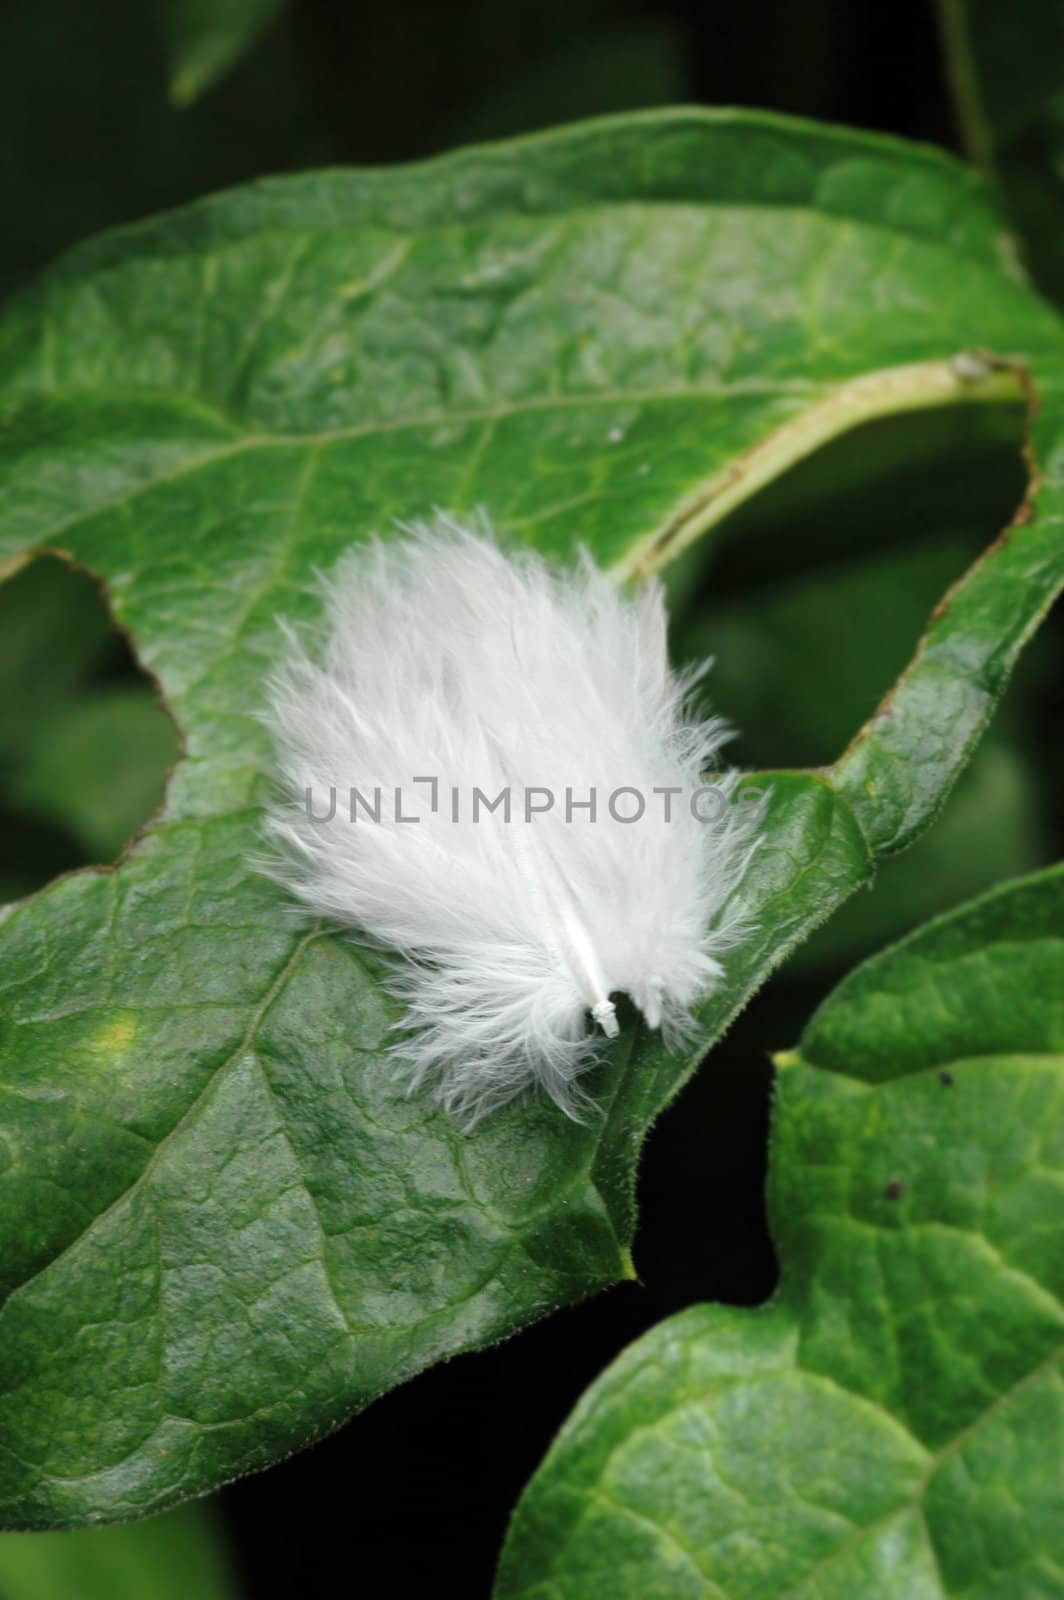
262,514,754,1125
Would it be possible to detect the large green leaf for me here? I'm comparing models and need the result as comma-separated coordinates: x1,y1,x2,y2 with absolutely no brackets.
937,0,1064,305
1,111,1063,1526
497,864,1064,1598
0,1501,235,1600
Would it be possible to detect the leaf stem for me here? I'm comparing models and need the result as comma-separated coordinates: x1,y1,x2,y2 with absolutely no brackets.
616,357,1023,579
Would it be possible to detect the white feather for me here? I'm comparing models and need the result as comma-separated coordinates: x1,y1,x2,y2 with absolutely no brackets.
261,513,756,1125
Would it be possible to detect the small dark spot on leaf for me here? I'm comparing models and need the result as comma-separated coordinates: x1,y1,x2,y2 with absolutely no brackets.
884,1178,906,1201
939,1070,954,1086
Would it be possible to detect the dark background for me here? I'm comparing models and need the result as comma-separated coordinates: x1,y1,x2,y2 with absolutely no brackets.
1,2,1060,1596
0,0,955,304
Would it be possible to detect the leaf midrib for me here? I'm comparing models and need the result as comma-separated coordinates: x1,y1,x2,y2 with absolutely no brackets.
0,913,635,1327
1,380,820,555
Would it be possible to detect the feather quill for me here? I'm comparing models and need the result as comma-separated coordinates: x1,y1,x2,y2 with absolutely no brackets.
262,514,755,1125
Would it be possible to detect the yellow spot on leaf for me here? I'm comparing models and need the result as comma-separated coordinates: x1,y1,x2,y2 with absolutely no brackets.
94,1016,136,1057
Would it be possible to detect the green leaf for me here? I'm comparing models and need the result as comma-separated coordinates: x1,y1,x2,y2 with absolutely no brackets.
0,1502,235,1600
164,0,285,105
1,111,1063,1526
497,864,1064,1599
938,0,1064,305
